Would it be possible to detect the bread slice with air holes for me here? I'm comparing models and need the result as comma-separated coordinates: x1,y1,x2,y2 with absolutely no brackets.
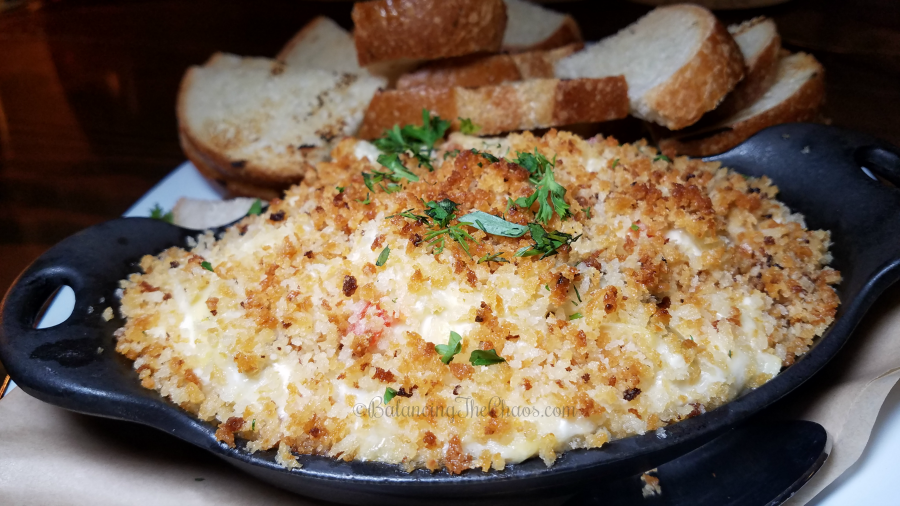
501,0,583,53
357,76,628,139
395,44,582,90
555,4,745,130
657,52,825,157
276,16,414,84
352,0,507,67
177,52,386,190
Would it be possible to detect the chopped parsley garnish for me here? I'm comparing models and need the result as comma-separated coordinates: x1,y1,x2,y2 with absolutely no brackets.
459,117,482,135
376,246,390,266
469,349,506,366
424,198,457,226
335,186,345,193
515,223,580,259
569,313,583,320
384,387,398,404
611,158,619,169
443,149,461,160
200,261,214,272
373,109,450,173
728,350,733,358
390,198,478,257
654,154,671,163
435,331,463,364
457,211,528,237
574,284,582,303
582,206,592,219
545,284,550,291
477,252,509,264
251,419,256,431
246,199,263,216
470,148,499,163
508,149,570,224
631,224,640,231
150,203,173,223
355,193,371,205
689,335,695,342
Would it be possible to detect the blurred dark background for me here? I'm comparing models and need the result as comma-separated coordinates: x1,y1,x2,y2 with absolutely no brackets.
0,0,898,295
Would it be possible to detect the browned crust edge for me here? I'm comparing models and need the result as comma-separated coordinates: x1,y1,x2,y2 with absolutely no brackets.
646,17,746,130
352,0,507,67
658,61,825,157
275,16,334,62
181,132,284,200
714,28,781,119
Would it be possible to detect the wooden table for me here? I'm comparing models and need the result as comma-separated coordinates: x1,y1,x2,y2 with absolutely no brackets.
1,0,898,295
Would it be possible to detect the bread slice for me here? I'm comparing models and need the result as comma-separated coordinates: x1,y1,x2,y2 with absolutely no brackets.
276,16,361,73
276,16,414,84
658,52,825,157
171,197,260,230
555,4,745,130
357,76,628,139
501,0,583,52
352,0,507,66
395,44,581,90
181,131,283,200
177,53,386,188
717,17,781,117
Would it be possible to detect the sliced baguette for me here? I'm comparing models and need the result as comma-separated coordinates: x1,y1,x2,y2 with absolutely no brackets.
357,76,629,139
276,16,414,84
352,0,507,66
658,52,825,157
395,44,581,90
717,17,781,117
177,53,386,188
180,130,284,200
501,0,583,52
555,4,745,130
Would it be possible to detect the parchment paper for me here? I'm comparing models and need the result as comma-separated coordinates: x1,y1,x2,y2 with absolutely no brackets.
2,282,898,506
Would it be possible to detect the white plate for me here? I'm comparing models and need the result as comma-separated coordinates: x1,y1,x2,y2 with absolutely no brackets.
14,162,900,505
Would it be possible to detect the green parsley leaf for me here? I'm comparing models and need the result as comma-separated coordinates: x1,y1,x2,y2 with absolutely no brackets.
728,350,732,358
515,223,580,259
509,149,570,223
251,419,256,431
377,153,420,182
470,148,499,163
246,199,263,216
631,224,640,231
424,199,458,227
384,387,398,404
376,246,390,266
477,252,509,264
573,284,581,303
545,284,550,291
469,349,506,366
689,335,695,342
150,203,173,223
355,193,371,205
611,158,619,169
582,207,592,219
373,109,450,172
459,117,482,135
200,261,214,272
435,331,463,364
654,154,671,163
443,149,461,160
457,211,528,238
336,186,345,193
569,313,583,320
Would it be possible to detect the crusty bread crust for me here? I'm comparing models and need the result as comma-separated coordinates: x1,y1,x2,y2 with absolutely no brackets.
658,54,824,157
276,16,333,63
352,0,507,66
358,77,628,139
395,44,581,90
715,17,781,118
503,14,583,53
181,132,284,200
644,13,746,130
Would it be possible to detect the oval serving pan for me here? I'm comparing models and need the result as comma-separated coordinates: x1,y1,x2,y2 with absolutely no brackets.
2,124,900,505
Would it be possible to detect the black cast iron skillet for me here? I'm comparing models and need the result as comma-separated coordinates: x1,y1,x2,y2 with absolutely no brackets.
1,124,899,505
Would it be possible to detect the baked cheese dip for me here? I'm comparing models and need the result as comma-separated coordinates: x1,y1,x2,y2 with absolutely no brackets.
115,125,840,473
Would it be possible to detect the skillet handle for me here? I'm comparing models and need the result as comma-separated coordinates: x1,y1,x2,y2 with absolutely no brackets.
705,123,900,305
0,218,220,447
